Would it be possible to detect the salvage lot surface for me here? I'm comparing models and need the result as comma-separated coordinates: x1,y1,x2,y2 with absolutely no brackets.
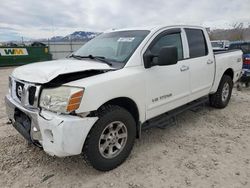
0,67,250,188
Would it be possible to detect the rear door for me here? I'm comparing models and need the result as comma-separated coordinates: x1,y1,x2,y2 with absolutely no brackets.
184,28,215,101
144,28,190,120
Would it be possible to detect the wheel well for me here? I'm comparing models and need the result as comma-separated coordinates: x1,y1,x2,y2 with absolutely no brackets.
100,97,139,123
223,68,234,80
98,97,140,138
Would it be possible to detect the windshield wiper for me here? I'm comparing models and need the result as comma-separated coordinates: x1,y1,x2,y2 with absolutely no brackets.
69,54,112,66
69,54,83,60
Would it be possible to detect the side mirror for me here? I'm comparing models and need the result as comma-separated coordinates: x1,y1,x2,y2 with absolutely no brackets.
143,46,178,68
143,51,154,69
158,46,178,66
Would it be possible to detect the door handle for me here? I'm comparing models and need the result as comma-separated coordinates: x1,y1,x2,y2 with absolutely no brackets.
180,65,189,72
207,59,214,64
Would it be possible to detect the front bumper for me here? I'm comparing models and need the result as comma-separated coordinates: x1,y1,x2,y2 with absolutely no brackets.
5,94,98,157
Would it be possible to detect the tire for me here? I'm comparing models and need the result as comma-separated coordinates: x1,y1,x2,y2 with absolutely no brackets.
209,75,233,108
83,105,136,171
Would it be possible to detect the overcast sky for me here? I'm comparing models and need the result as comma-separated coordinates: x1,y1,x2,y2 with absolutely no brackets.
0,0,249,41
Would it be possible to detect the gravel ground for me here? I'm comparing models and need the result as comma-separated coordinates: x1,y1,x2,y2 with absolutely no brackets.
0,67,250,188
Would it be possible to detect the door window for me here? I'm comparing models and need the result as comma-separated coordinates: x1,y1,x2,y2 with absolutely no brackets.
150,33,183,62
185,28,208,58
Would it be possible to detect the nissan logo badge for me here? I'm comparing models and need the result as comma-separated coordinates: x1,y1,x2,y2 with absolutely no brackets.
17,85,23,98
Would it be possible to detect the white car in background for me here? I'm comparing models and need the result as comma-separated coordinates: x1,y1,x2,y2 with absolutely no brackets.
211,40,230,51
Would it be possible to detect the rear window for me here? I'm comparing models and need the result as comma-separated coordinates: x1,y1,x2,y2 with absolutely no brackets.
185,28,208,58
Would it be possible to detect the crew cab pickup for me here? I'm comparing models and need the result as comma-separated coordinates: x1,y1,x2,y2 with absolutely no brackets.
5,25,243,171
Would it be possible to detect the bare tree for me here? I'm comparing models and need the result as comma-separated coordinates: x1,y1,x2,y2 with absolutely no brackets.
231,22,244,40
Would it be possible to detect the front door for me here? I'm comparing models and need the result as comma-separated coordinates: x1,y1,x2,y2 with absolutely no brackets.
145,29,190,120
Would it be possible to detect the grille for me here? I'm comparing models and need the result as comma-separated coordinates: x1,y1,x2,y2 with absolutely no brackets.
28,86,36,105
12,78,40,108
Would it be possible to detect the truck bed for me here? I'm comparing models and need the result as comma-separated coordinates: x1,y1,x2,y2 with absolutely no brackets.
210,49,243,93
213,49,240,55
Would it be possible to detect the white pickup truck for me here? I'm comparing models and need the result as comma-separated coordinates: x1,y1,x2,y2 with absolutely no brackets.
211,40,230,51
5,25,242,171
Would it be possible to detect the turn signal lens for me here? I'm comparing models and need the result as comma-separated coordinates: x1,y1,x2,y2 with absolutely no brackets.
66,90,84,112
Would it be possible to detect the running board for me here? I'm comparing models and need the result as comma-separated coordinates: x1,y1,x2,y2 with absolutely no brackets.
141,97,208,130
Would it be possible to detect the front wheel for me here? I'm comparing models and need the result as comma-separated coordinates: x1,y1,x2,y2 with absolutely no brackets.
83,105,136,171
209,75,233,108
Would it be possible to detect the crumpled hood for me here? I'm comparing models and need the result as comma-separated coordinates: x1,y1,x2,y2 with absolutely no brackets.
12,59,114,84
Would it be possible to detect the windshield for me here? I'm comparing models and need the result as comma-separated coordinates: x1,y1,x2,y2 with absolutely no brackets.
74,30,150,64
211,42,224,48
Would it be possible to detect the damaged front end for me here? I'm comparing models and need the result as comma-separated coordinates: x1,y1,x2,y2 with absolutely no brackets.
43,69,108,87
6,67,112,156
8,68,111,112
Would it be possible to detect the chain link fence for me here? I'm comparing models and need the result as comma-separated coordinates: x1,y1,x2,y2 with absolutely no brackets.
42,41,86,59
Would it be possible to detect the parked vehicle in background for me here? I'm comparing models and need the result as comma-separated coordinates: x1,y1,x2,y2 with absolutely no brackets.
211,40,230,51
229,41,250,87
5,25,243,171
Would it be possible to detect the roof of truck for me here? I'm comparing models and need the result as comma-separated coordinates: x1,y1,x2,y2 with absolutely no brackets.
104,25,205,33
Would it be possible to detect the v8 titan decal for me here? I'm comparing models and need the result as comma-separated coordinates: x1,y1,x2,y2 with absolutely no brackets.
0,48,28,56
152,93,173,103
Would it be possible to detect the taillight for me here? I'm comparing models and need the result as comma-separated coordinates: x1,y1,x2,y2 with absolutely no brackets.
243,57,250,64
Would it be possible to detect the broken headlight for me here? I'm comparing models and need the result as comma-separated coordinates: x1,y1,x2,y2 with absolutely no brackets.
39,86,84,113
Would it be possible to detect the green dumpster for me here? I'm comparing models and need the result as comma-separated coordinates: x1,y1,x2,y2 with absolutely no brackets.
0,46,52,67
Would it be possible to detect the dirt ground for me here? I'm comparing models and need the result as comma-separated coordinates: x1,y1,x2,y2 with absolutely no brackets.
0,67,250,188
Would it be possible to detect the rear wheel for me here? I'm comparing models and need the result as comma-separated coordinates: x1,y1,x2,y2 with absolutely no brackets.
83,105,136,171
209,75,233,108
